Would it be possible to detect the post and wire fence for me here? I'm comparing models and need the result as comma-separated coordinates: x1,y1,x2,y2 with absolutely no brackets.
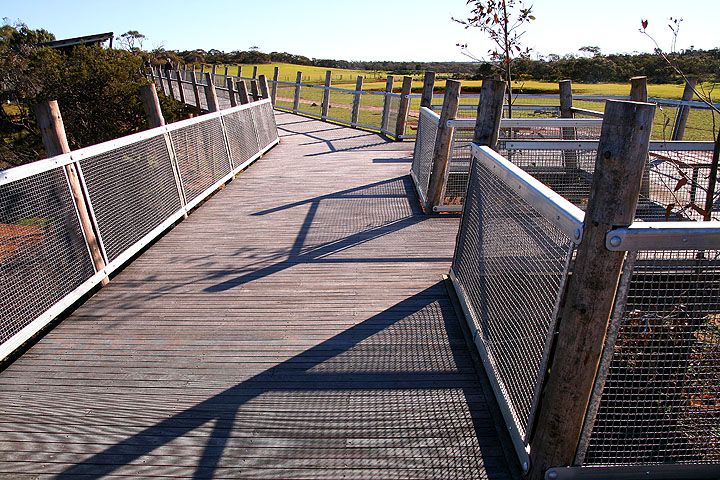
0,98,278,362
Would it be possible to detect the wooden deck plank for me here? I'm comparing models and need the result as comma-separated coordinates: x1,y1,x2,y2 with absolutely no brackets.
0,113,519,479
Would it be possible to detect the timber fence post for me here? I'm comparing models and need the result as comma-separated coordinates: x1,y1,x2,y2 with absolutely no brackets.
473,78,506,148
140,84,165,128
351,75,364,126
559,79,578,169
190,72,202,113
252,66,258,78
425,79,461,213
630,76,648,102
293,71,302,112
381,76,395,134
236,80,250,105
420,71,435,109
271,66,279,105
322,70,332,119
236,65,242,78
34,101,109,286
395,76,413,140
175,71,186,105
226,77,237,107
250,79,259,102
671,77,697,140
258,75,270,100
527,99,656,480
204,72,219,112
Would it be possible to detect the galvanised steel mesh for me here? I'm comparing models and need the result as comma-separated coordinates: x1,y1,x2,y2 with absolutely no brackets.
499,124,602,141
443,127,475,206
452,154,574,442
252,101,279,151
643,148,718,221
215,87,232,110
582,249,720,466
385,94,402,136
0,167,95,344
358,92,383,130
222,108,260,168
170,116,232,203
78,135,182,263
297,85,322,118
273,84,296,111
410,108,439,206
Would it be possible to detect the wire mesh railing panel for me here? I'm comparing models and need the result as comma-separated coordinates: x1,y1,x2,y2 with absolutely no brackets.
358,92,383,130
583,249,720,466
410,108,439,205
442,127,475,206
222,108,260,168
296,85,323,118
499,124,602,141
274,84,296,111
78,135,182,263
452,155,574,442
327,89,354,124
643,148,719,221
0,168,96,346
215,87,232,110
170,117,232,203
251,101,279,151
385,94,401,136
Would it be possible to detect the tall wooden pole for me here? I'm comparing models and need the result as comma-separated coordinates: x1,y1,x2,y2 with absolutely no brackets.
559,79,578,170
420,71,436,109
293,71,302,112
140,84,166,128
528,100,656,480
425,80,461,213
271,66,280,105
473,78,506,148
204,72,219,112
351,75,364,126
321,70,332,119
671,77,697,140
34,101,109,286
395,76,413,140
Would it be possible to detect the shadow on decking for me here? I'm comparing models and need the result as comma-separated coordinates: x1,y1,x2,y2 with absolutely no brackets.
55,283,509,479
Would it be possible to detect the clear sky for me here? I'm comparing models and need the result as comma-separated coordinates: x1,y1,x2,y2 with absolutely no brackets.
3,0,718,61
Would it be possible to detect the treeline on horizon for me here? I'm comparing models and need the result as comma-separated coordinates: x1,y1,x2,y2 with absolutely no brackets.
168,48,720,84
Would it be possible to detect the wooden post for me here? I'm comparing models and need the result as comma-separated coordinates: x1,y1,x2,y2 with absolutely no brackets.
528,100,656,480
140,84,166,128
252,66,258,78
271,66,279,105
321,70,332,119
211,64,217,80
425,80,461,213
204,72,219,112
190,72,202,114
473,78,506,148
163,69,175,99
351,75,364,125
258,75,270,99
224,65,229,77
249,79,259,102
200,64,206,74
395,76,413,140
380,76,395,133
237,65,242,78
174,71,186,105
236,80,250,105
293,71,302,112
226,77,237,107
420,71,436,109
33,101,109,286
671,77,697,140
559,79,578,170
630,76,648,102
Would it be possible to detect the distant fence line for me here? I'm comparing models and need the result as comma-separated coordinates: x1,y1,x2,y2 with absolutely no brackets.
0,99,278,362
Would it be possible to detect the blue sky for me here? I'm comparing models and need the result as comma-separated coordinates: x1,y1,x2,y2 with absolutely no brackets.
3,0,717,61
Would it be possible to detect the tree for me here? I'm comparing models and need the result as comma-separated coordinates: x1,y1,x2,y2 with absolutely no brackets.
579,45,601,57
453,0,535,117
117,30,146,52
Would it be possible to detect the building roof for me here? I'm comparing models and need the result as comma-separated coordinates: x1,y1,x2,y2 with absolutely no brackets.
35,32,113,49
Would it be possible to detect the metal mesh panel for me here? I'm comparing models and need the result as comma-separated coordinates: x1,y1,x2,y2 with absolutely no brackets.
221,108,260,168
583,249,720,466
499,124,602,141
442,127,475,206
274,84,296,111
296,85,322,117
452,155,574,442
410,109,439,205
0,168,95,344
327,89,354,124
385,94,401,136
215,87,232,110
643,148,718,221
251,101,278,150
358,92,383,130
79,135,182,263
170,117,232,203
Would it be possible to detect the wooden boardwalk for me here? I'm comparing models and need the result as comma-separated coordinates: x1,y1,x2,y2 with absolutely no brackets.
0,113,519,479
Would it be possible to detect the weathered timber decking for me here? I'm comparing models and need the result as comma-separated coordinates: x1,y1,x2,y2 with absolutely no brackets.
0,113,519,479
